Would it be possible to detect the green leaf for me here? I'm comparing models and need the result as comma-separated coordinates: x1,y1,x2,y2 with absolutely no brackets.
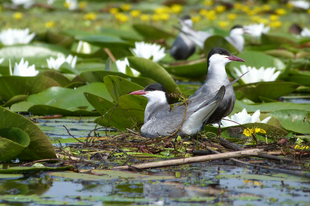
203,35,239,56
0,128,30,162
80,70,156,87
25,83,111,115
0,76,60,106
132,23,175,40
84,93,146,130
38,70,72,87
229,51,286,73
264,49,295,59
0,107,56,161
261,33,299,47
1,95,28,107
163,59,208,79
0,43,70,66
104,75,143,103
235,100,310,113
234,81,300,102
127,57,180,93
77,35,132,47
269,110,310,134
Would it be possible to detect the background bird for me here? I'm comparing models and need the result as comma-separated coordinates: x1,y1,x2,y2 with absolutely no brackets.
130,83,225,138
169,15,196,60
190,47,245,138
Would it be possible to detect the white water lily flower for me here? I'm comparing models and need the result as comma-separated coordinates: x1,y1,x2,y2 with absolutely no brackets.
13,58,38,77
47,0,55,4
301,28,310,37
0,58,4,64
290,1,310,10
116,58,140,77
0,28,35,46
244,23,270,38
132,42,166,62
214,108,271,127
65,0,78,10
46,54,77,70
76,41,91,54
234,65,281,84
11,0,34,8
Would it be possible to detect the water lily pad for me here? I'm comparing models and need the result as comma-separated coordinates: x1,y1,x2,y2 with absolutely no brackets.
0,107,56,161
264,49,295,59
80,70,156,87
25,83,111,115
85,93,146,130
163,59,208,79
203,35,239,55
0,43,70,66
0,76,60,107
269,110,310,134
0,128,30,162
0,165,73,174
228,51,286,74
234,81,300,102
104,75,143,103
127,57,180,93
261,33,299,47
132,23,175,40
38,70,72,87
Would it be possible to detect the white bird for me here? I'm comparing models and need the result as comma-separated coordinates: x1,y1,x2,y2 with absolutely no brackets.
130,83,225,138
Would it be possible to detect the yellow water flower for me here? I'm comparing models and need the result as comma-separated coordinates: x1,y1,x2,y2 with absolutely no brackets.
159,13,169,21
78,2,87,9
115,13,128,23
243,127,266,137
247,10,257,16
262,4,271,11
269,21,282,28
140,14,150,21
120,4,131,11
155,6,170,14
130,10,141,18
258,18,269,24
241,6,250,13
253,6,262,13
206,12,216,20
286,2,294,8
269,14,278,21
171,4,182,13
251,16,261,23
204,0,213,6
13,12,23,20
109,8,118,15
191,16,201,23
45,21,55,28
227,13,237,21
234,3,242,10
0,5,2,11
218,21,228,28
275,8,286,15
84,12,96,20
215,5,226,13
152,14,160,21
199,9,208,16
308,8,310,14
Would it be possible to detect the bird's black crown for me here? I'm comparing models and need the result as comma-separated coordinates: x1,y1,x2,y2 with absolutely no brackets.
144,83,167,93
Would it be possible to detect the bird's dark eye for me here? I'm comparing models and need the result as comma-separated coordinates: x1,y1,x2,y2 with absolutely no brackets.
219,51,223,54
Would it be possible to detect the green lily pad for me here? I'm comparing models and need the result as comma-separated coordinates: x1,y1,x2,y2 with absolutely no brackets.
0,128,30,162
229,51,286,75
46,30,74,48
0,165,73,174
104,75,143,103
38,70,72,87
127,56,180,93
0,174,23,180
132,23,175,40
80,70,156,87
0,107,56,161
0,43,70,66
0,76,60,107
85,93,146,130
77,35,132,47
163,59,208,79
269,110,310,134
235,100,310,112
234,81,300,102
203,35,239,55
261,33,299,47
264,49,295,59
25,82,111,115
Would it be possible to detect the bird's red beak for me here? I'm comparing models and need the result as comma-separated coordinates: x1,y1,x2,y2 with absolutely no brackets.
227,55,245,62
130,90,146,95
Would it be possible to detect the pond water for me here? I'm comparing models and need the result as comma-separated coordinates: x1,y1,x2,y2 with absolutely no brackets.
0,163,309,205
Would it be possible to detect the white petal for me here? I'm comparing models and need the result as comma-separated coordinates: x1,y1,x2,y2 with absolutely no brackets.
261,116,271,123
